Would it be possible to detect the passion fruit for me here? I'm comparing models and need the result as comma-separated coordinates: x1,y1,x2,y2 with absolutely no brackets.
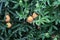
6,22,12,28
27,16,33,23
5,15,10,22
32,12,38,19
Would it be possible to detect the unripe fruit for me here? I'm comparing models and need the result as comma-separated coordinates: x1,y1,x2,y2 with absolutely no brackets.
32,12,38,19
27,16,33,23
5,15,10,22
45,33,50,38
6,22,12,28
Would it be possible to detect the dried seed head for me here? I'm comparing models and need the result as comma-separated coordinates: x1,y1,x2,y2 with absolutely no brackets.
51,35,55,38
27,16,33,23
37,26,40,29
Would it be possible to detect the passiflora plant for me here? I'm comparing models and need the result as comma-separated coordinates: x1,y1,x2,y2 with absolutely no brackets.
0,0,60,40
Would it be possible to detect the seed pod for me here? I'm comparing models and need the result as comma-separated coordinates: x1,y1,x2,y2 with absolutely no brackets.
32,12,38,19
5,15,10,22
6,22,12,28
27,16,33,23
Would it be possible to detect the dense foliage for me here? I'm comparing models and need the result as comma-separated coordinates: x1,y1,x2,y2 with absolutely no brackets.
0,0,60,40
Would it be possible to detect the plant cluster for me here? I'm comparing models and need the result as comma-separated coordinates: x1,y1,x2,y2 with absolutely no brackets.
0,0,60,40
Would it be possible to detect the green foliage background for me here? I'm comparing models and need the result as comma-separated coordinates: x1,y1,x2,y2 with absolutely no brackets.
0,0,60,40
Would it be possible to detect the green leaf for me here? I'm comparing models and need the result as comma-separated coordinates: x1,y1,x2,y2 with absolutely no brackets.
53,37,57,40
13,3,19,9
53,25,58,30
